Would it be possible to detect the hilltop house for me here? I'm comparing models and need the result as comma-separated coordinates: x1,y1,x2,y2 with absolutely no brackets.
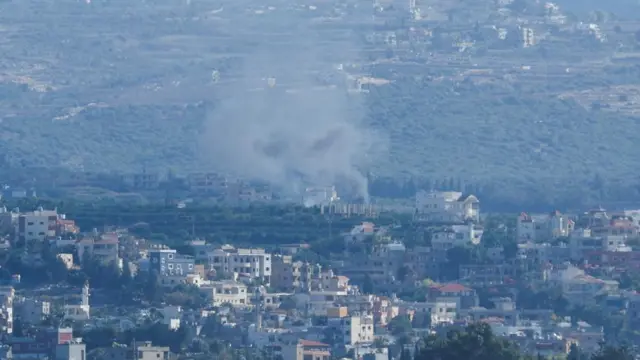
415,191,480,223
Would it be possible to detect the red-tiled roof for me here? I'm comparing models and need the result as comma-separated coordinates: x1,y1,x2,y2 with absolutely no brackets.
299,340,330,347
432,283,470,293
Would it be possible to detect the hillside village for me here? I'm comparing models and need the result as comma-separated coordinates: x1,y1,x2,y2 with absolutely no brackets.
1,190,640,359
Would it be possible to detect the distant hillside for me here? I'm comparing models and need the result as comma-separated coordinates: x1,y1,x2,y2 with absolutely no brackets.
363,76,640,208
3,0,640,209
3,76,640,209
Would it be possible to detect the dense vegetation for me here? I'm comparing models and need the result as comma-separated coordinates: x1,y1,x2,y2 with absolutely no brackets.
3,0,640,209
413,323,634,360
1,198,400,252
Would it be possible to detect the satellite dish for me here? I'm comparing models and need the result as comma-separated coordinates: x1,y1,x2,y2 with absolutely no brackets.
267,77,276,88
211,70,220,83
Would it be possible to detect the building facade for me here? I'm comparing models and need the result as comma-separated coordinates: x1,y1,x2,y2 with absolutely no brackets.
208,246,271,284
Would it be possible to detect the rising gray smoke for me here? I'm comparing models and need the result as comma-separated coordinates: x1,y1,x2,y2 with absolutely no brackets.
201,15,383,201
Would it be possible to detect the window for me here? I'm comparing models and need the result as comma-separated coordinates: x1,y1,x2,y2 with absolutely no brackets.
188,264,193,269
27,222,34,226
168,264,174,269
168,253,174,259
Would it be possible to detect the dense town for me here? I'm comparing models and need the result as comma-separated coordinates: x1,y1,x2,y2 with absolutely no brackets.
2,0,640,357
0,185,639,360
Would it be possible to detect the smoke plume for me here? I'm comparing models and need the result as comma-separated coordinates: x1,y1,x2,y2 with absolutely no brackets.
202,16,383,201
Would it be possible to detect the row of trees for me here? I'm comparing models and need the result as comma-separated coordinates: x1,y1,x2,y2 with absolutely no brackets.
2,198,388,248
412,324,633,360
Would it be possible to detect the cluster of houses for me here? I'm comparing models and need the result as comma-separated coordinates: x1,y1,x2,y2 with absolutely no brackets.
3,190,640,359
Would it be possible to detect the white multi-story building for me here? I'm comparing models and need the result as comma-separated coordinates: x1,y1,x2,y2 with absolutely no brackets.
522,27,536,48
517,212,574,243
63,282,90,321
415,191,480,223
200,280,248,307
208,246,272,284
14,208,63,244
327,314,374,346
0,286,14,335
431,224,483,251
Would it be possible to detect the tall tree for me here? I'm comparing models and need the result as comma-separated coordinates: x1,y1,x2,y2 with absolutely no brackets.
415,323,523,360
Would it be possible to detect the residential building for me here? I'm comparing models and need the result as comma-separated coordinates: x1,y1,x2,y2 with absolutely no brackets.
186,172,228,194
585,250,640,270
159,306,182,330
208,246,271,284
550,265,618,306
189,240,215,262
517,243,571,266
294,290,349,316
327,314,375,346
517,212,574,243
136,342,171,360
0,286,14,335
76,233,119,265
55,340,86,360
261,292,291,310
15,208,68,244
314,269,350,292
402,300,457,327
16,298,50,325
281,339,331,360
427,283,479,310
459,264,517,287
431,223,483,251
10,327,74,358
426,300,457,326
372,296,399,326
271,255,312,292
200,280,248,307
225,182,272,205
121,171,160,190
0,207,17,234
569,229,630,261
344,222,377,246
589,214,640,238
148,245,195,278
415,191,480,223
341,242,406,287
63,282,90,321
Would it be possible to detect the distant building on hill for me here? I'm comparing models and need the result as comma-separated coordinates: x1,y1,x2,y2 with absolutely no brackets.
414,191,480,223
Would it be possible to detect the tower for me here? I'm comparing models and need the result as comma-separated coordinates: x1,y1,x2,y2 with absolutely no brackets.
81,281,90,307
254,286,265,330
